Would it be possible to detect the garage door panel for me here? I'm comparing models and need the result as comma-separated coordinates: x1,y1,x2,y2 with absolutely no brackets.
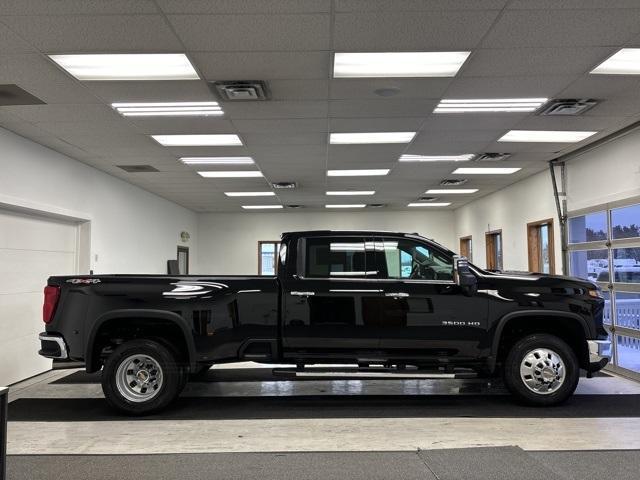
0,292,43,343
0,334,51,386
0,210,77,252
0,249,76,294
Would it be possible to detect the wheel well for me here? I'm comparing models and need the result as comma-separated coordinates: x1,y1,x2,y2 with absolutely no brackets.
89,317,190,372
496,316,589,370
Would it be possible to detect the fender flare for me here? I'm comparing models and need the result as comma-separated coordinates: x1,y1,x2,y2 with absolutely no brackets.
487,310,592,373
85,309,197,373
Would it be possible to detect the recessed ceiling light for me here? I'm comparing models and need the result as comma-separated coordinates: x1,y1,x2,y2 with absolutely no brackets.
327,169,390,177
425,189,479,194
330,132,416,144
408,202,452,207
434,98,547,113
181,157,254,165
333,52,471,78
152,134,242,146
325,204,367,208
112,102,222,117
225,191,275,197
49,53,199,81
198,171,263,178
498,130,597,143
242,205,283,210
399,154,475,162
591,48,640,75
326,191,375,196
452,167,520,175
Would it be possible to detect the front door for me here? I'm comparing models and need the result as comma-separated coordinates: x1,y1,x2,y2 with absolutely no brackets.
374,237,488,359
281,236,382,354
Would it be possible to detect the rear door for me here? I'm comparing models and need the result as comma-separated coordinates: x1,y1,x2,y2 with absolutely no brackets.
281,235,382,353
374,236,488,359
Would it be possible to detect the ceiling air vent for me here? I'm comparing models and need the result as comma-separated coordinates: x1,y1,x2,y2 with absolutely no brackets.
0,84,45,106
285,204,303,209
272,182,296,189
538,99,598,116
475,153,511,162
117,165,160,173
212,80,270,101
440,178,468,186
368,203,386,208
418,196,438,202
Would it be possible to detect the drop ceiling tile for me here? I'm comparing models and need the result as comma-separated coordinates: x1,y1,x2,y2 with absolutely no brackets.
330,117,425,132
0,23,36,53
3,15,184,52
168,14,330,51
481,9,640,48
157,0,330,14
514,115,627,131
193,51,330,80
445,75,576,99
250,145,327,158
160,145,251,157
336,0,508,11
0,121,50,139
329,144,406,163
52,130,156,149
418,114,530,133
558,75,640,99
330,78,452,100
2,104,120,123
461,47,614,77
268,79,329,100
0,0,158,14
234,118,327,134
583,97,640,117
333,10,500,50
223,101,328,119
508,1,640,8
243,132,326,146
33,120,132,138
82,81,217,104
404,139,491,155
329,99,437,118
128,117,237,135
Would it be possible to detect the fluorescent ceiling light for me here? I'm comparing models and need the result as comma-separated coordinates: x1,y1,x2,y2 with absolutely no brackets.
152,134,242,146
181,157,253,165
326,191,375,196
325,204,367,208
225,191,275,197
408,202,451,207
327,169,390,177
242,205,283,210
591,48,640,75
426,189,478,194
400,154,475,162
198,171,263,178
452,167,520,175
112,102,222,117
48,53,199,81
434,98,547,113
333,52,470,78
330,132,416,144
498,130,597,143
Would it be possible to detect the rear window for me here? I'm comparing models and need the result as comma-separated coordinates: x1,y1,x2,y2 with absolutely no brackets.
305,237,375,278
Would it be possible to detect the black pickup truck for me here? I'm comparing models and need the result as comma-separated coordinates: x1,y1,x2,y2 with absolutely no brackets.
39,230,611,414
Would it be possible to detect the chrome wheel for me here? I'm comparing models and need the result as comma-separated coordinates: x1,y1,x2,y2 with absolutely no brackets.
519,348,566,395
115,354,164,403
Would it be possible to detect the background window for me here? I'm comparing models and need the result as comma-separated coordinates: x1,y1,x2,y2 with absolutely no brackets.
611,203,640,239
485,230,503,271
459,236,473,261
258,241,280,275
378,239,453,281
177,246,189,274
569,249,608,281
305,237,374,278
527,219,555,274
568,211,607,243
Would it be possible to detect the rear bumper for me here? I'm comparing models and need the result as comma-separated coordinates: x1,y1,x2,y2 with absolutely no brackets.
38,333,69,360
587,339,611,372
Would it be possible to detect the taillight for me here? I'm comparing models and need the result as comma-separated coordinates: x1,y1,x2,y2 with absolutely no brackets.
43,285,60,324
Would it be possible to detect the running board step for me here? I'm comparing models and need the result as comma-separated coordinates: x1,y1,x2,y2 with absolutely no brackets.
271,367,477,380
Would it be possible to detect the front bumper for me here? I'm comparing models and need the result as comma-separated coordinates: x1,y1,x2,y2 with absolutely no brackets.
38,333,69,359
587,339,612,372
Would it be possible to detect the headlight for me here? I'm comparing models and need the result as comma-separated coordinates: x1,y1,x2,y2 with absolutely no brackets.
588,288,604,299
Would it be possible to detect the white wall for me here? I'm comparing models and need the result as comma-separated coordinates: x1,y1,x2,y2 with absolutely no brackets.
454,170,561,272
0,127,197,274
197,211,455,275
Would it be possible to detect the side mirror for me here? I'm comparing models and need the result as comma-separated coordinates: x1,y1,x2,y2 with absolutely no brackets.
453,255,477,296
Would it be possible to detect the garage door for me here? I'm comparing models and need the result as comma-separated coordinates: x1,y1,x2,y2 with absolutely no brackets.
0,208,78,386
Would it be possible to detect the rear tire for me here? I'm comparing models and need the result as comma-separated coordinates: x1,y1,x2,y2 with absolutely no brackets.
102,339,183,415
503,333,579,406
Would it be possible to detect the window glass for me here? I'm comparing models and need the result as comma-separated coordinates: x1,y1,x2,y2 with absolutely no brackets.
615,292,640,331
611,203,640,240
378,239,453,281
603,290,612,326
569,249,608,282
305,237,374,278
612,248,640,283
568,211,607,243
540,224,550,274
259,242,279,276
616,334,640,374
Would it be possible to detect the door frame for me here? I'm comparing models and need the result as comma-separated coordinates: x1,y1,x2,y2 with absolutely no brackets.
527,218,555,274
177,245,190,274
485,229,503,270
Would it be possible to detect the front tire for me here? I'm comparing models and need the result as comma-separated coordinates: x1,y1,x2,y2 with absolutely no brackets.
503,334,579,406
102,339,183,415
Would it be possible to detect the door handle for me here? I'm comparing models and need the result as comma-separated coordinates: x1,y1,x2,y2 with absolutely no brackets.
385,292,409,298
290,291,315,297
